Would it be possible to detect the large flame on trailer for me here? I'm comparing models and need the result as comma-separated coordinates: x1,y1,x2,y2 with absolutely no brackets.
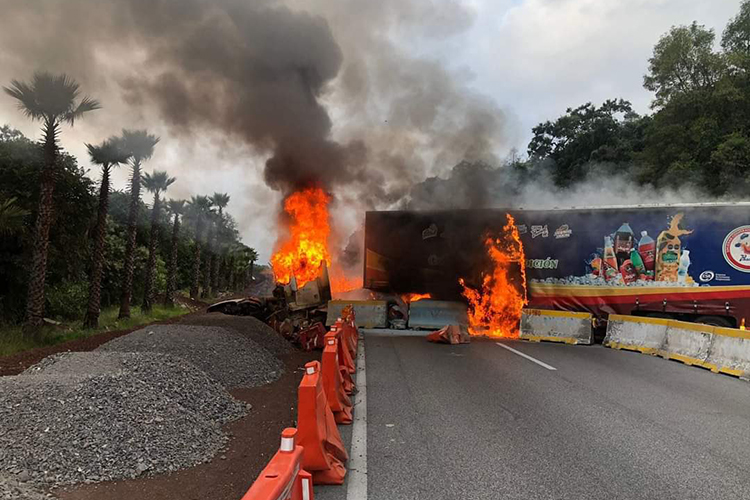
460,214,527,338
271,187,332,288
401,293,432,303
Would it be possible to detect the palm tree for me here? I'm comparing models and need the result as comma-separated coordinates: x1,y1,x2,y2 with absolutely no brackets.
83,138,131,329
201,209,217,299
118,129,159,319
3,72,100,329
163,199,186,308
210,193,230,292
141,170,176,313
0,197,29,236
186,195,212,299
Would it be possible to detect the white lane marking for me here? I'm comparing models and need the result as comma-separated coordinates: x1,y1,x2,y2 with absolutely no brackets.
496,342,557,371
347,335,367,500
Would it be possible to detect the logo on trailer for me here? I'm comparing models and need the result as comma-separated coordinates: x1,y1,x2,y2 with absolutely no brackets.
554,224,572,239
516,224,528,235
723,226,750,272
531,225,548,238
699,270,715,282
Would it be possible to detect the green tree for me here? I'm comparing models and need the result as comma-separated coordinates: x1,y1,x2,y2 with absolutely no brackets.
527,100,647,187
644,22,726,108
3,72,100,329
140,170,175,313
186,195,212,299
163,199,186,307
723,1,750,56
83,138,131,328
118,129,159,319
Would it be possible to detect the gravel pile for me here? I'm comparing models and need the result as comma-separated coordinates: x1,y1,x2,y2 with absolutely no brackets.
0,474,51,500
98,325,284,388
190,315,295,357
0,352,248,488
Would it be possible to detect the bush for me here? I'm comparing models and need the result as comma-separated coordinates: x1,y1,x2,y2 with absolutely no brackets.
46,280,88,320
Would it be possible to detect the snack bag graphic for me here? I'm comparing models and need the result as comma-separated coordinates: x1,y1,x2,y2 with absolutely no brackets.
655,213,693,282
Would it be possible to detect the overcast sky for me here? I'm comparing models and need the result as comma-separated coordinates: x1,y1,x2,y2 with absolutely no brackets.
0,0,741,262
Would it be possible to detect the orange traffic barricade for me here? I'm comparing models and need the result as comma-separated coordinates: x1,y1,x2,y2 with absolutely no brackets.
327,326,355,374
297,361,348,485
240,428,314,500
324,330,355,394
321,336,353,424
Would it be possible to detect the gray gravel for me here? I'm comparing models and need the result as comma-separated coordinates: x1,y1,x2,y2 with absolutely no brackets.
0,474,51,500
189,314,295,357
98,325,284,388
0,352,248,489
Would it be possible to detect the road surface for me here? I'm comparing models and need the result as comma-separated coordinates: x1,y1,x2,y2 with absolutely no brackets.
318,332,750,500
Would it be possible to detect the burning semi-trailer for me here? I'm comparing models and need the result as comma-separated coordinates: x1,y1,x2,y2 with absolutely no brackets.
365,203,750,330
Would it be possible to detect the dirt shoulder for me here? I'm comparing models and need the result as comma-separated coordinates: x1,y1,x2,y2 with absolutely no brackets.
51,312,317,500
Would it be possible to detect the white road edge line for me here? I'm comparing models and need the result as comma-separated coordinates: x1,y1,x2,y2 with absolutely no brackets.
347,334,367,500
496,342,557,371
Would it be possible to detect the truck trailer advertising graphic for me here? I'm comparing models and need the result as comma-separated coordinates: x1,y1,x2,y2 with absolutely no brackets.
364,204,750,327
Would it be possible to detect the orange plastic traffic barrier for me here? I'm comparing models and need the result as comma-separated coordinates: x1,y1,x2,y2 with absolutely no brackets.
328,326,355,375
324,330,355,395
333,318,357,359
322,336,353,424
343,307,359,351
240,428,314,500
297,361,348,485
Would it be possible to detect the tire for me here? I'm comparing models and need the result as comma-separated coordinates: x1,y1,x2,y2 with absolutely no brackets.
694,315,734,328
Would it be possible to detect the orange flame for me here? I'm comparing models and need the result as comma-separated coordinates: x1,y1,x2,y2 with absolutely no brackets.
459,214,527,338
330,270,363,294
271,187,331,288
401,293,432,303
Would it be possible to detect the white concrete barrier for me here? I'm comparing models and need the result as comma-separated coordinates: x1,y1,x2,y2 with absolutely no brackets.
603,314,669,355
706,327,750,378
519,309,593,345
326,300,387,329
603,314,750,380
660,320,715,370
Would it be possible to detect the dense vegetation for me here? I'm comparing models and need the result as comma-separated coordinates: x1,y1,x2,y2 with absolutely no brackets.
519,2,750,197
0,123,258,328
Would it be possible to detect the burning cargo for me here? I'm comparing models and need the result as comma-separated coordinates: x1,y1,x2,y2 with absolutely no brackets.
365,203,750,330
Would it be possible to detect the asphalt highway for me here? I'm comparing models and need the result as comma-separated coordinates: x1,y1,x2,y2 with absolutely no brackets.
318,333,750,500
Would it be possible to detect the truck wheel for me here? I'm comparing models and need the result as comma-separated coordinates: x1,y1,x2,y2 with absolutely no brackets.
695,316,734,328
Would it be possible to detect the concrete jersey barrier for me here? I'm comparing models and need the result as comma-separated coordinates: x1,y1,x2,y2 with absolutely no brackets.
661,320,715,369
408,300,468,330
604,314,669,354
604,314,750,380
519,308,593,345
706,327,750,378
326,300,387,328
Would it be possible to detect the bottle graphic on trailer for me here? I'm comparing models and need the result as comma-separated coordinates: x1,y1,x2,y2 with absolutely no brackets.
638,231,655,271
630,248,646,278
620,259,637,284
614,223,635,267
677,250,691,283
603,236,619,281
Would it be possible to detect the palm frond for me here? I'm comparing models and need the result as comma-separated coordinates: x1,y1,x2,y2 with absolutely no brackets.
166,199,187,215
0,197,29,235
121,129,160,163
86,137,131,167
65,95,102,125
3,71,99,125
142,170,177,194
210,192,231,209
